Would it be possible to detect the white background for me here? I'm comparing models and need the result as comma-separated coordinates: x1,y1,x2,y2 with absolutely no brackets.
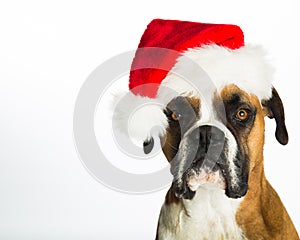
0,1,299,239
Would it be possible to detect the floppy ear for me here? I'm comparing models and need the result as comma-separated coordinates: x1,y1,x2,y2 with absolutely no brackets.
143,137,154,154
262,87,289,145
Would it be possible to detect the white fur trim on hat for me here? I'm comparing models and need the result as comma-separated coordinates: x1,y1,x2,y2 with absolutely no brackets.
160,44,274,100
112,91,168,142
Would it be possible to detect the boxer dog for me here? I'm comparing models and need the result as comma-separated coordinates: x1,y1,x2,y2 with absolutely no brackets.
154,85,298,239
114,19,299,240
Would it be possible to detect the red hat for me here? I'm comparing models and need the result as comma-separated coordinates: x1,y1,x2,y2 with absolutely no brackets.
129,19,244,98
114,19,273,142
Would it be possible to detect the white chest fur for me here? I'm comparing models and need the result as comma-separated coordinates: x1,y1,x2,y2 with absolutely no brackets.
159,184,246,240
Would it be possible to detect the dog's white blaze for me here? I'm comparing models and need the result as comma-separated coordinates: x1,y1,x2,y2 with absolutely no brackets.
159,187,246,240
199,101,211,123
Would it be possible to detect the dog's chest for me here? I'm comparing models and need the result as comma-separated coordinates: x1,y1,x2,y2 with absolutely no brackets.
172,186,245,240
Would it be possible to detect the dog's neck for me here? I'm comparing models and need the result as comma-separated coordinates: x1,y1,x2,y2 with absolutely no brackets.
179,184,245,240
170,156,267,240
183,184,238,216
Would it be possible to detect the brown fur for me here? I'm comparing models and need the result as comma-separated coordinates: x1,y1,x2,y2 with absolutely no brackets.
221,85,299,239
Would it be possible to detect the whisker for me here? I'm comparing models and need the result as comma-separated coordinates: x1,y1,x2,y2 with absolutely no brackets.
165,141,179,151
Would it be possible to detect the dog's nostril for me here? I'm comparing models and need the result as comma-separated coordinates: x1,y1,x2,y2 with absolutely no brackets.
210,126,225,142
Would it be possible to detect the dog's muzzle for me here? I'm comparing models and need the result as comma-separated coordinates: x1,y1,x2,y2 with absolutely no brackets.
171,125,249,200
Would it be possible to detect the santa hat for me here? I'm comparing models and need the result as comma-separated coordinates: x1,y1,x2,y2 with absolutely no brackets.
113,19,273,145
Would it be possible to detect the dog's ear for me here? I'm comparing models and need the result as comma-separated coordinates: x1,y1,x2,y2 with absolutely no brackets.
143,137,154,154
262,87,288,145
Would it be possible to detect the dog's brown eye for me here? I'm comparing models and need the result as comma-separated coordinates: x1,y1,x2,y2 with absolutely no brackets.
171,112,181,121
236,109,249,121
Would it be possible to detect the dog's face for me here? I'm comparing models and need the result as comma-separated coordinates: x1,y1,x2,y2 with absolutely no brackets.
160,84,288,200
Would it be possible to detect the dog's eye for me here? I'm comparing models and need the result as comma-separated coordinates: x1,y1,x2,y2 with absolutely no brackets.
171,112,181,121
235,109,250,122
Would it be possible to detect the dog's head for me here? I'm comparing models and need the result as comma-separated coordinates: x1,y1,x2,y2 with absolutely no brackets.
159,85,288,199
113,20,289,200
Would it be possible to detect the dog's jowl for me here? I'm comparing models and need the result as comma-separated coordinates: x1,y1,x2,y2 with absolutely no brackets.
115,19,299,240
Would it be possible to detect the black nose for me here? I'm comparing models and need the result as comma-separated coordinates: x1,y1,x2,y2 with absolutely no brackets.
171,125,226,199
199,125,225,143
197,125,225,165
